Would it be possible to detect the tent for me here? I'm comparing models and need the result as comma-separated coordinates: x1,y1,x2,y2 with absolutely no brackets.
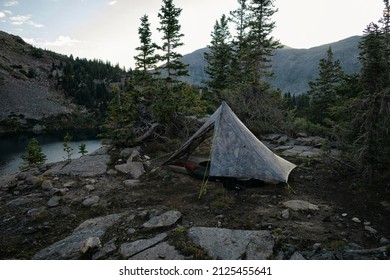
163,102,296,184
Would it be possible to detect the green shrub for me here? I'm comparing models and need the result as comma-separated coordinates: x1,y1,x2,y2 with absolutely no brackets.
20,138,47,170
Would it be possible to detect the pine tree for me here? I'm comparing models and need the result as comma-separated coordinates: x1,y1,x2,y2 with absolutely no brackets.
101,85,137,146
307,47,344,125
359,23,389,94
229,0,250,85
63,133,74,160
20,138,47,170
157,0,188,83
204,14,232,95
220,0,284,134
134,15,159,75
245,0,282,85
337,0,390,182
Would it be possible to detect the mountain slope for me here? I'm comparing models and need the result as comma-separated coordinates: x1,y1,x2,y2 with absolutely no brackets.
0,31,124,134
179,36,362,95
0,31,74,123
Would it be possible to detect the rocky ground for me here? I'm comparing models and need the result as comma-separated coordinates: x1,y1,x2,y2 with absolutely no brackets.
0,134,389,260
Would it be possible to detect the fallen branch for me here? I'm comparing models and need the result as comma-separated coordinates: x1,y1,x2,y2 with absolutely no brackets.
134,123,160,143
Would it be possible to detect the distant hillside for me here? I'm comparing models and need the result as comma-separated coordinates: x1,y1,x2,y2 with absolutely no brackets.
0,31,73,122
179,36,362,95
0,31,124,134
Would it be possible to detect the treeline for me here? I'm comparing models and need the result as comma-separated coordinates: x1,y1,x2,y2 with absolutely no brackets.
51,55,126,118
100,0,389,184
284,0,390,182
102,0,284,146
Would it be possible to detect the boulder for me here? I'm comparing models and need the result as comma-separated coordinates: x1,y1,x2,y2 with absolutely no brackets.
32,213,123,259
142,210,182,229
120,233,167,258
47,196,60,207
44,147,110,177
0,175,18,190
80,237,102,255
188,227,274,260
283,200,319,211
7,193,43,207
127,150,141,162
82,196,100,207
129,241,185,260
41,180,53,191
83,184,95,192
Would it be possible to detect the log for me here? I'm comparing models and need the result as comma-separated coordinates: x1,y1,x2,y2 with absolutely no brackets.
134,123,160,143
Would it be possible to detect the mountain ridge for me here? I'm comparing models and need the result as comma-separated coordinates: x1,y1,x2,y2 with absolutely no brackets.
179,35,362,94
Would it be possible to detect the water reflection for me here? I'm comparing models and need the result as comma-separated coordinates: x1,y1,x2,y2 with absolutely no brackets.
0,132,102,176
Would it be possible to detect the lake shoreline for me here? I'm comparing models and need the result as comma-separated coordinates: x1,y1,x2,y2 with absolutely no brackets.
0,130,103,176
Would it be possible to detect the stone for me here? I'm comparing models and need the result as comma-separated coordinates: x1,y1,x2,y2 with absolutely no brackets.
127,228,136,235
352,217,361,223
80,237,101,255
92,238,117,260
130,241,185,260
127,162,145,179
83,184,95,192
48,188,61,196
85,178,97,184
120,148,133,158
127,150,141,163
82,196,100,207
188,227,274,260
342,213,348,217
44,148,110,177
63,181,76,188
106,169,117,176
364,226,378,235
114,163,131,174
41,180,53,191
313,243,321,252
120,233,167,258
275,135,289,145
379,237,389,245
142,210,182,229
7,193,43,206
33,213,123,259
47,196,60,207
281,209,290,219
123,179,141,187
282,200,319,211
0,175,18,190
25,175,41,186
26,207,46,218
290,251,306,260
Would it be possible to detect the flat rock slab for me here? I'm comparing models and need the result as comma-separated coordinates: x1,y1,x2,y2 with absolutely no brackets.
188,227,274,260
129,241,185,260
32,213,123,260
44,147,110,177
283,200,319,211
120,233,167,259
281,146,323,158
142,211,182,229
7,193,43,207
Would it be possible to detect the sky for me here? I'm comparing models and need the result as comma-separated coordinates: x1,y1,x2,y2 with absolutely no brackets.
0,0,386,69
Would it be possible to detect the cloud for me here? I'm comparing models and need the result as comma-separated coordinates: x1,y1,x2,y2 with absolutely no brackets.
0,12,6,18
9,14,44,28
42,36,81,47
10,15,29,25
109,1,118,5
4,1,18,7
